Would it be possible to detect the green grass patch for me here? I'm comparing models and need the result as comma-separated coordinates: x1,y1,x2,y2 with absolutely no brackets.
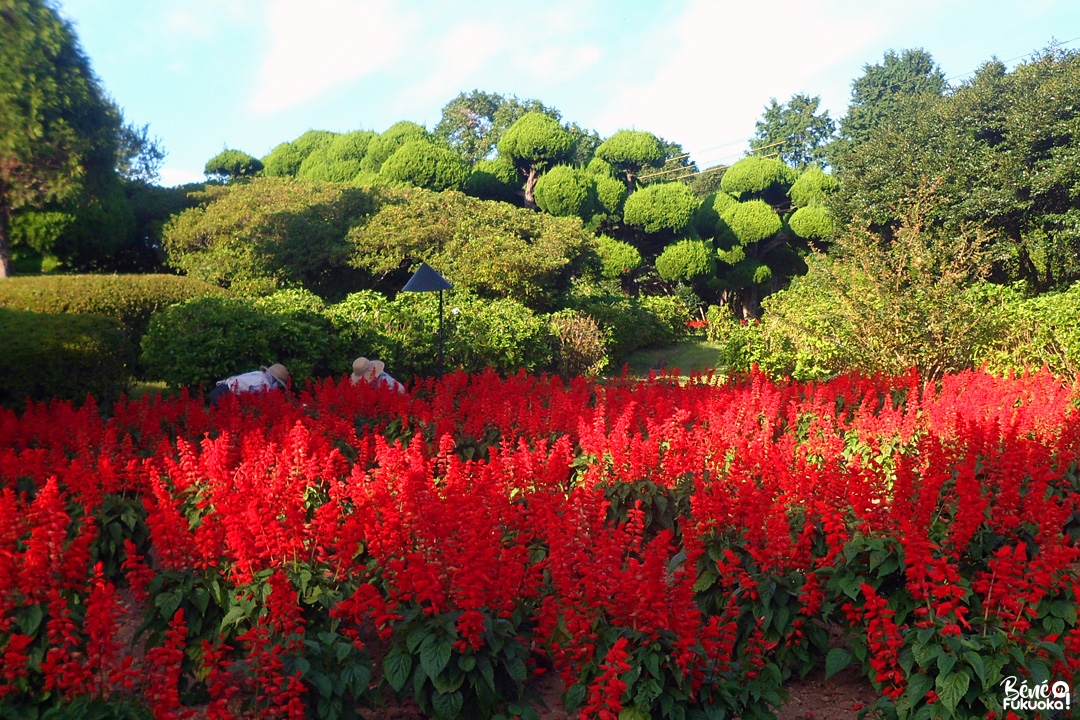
619,336,724,380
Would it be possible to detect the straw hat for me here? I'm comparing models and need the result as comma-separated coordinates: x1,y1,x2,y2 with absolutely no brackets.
263,363,289,387
350,357,385,384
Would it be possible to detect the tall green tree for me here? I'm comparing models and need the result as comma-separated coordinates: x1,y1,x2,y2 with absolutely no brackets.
594,130,664,193
837,48,947,148
204,149,263,183
0,0,125,278
831,46,1080,291
498,112,574,207
435,91,557,166
750,93,835,169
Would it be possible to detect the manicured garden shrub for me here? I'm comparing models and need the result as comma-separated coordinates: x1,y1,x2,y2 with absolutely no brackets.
787,166,839,208
296,130,376,183
719,156,797,199
593,174,628,216
691,191,738,238
463,157,519,203
595,235,642,279
0,308,134,410
140,294,336,390
0,273,226,340
787,205,836,240
570,292,685,362
380,140,470,192
261,130,337,177
622,182,699,234
360,121,432,174
721,200,783,245
533,165,597,220
655,239,717,283
976,280,1080,376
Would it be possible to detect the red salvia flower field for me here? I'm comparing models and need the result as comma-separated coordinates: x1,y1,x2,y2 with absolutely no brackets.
0,367,1078,719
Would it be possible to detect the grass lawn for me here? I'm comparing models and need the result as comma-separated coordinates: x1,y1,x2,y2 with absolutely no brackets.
620,335,725,380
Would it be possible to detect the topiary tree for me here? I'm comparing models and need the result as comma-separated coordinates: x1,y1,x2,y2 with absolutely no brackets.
594,175,628,218
787,166,839,207
463,156,519,203
497,112,574,207
787,206,835,240
691,191,738,238
595,235,642,279
594,130,664,193
261,130,337,177
297,130,376,182
533,165,597,221
720,156,798,205
622,182,699,234
655,239,717,284
204,149,264,182
379,141,469,192
359,121,431,174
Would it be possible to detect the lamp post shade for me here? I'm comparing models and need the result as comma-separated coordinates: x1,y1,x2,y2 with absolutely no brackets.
400,262,453,377
401,262,453,293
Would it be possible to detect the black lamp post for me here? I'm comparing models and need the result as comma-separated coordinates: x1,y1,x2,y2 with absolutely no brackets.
401,262,453,377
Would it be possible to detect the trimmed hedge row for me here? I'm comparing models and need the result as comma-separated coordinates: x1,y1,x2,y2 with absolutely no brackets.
0,308,135,411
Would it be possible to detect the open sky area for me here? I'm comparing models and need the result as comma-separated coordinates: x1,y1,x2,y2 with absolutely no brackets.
54,0,1080,187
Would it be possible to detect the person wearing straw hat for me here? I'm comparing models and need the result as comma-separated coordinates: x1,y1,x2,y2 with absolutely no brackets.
350,357,404,393
210,363,289,405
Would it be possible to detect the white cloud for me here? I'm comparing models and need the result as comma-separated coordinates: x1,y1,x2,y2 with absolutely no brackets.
159,166,206,187
250,0,412,115
592,0,888,166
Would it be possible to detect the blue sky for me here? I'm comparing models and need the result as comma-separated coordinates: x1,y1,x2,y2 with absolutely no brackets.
54,0,1080,187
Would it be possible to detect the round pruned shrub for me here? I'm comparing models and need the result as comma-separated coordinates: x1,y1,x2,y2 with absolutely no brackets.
380,140,470,192
594,174,628,216
788,166,840,208
721,200,783,245
787,206,836,240
720,157,797,199
261,130,337,177
297,130,377,183
464,157,520,202
692,191,738,238
655,239,717,283
0,308,134,410
596,235,642,279
622,182,699,234
534,165,597,220
204,149,263,182
360,121,432,174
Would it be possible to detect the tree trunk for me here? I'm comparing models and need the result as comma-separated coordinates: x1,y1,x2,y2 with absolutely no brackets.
523,167,538,209
0,202,12,279
624,171,635,195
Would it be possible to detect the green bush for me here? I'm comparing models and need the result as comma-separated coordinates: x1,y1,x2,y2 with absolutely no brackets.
691,191,738,238
0,308,134,410
163,178,375,299
622,182,699,234
655,239,716,283
570,292,685,362
534,165,597,220
327,290,552,379
204,149,263,182
976,281,1080,376
140,294,336,390
548,310,609,379
0,274,227,376
593,174,628,216
719,157,797,199
463,157,519,202
297,130,376,183
788,166,839,208
380,140,469,192
360,121,431,174
261,130,337,177
721,200,783,244
595,235,642,279
787,205,836,239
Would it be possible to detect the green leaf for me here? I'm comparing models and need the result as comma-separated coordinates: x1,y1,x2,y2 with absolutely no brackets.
17,604,44,637
825,648,853,678
937,651,956,678
634,678,663,708
903,672,933,708
191,587,210,616
335,640,353,663
311,672,333,699
645,651,662,680
564,682,587,712
936,671,969,712
432,690,463,719
420,638,453,680
962,651,989,690
693,572,717,593
383,647,412,693
155,589,182,620
1028,659,1050,686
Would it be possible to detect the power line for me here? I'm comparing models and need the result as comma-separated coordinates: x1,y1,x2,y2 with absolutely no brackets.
944,34,1080,82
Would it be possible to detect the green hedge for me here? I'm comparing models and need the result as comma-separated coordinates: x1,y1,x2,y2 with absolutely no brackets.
0,308,134,411
570,293,689,362
0,273,226,343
